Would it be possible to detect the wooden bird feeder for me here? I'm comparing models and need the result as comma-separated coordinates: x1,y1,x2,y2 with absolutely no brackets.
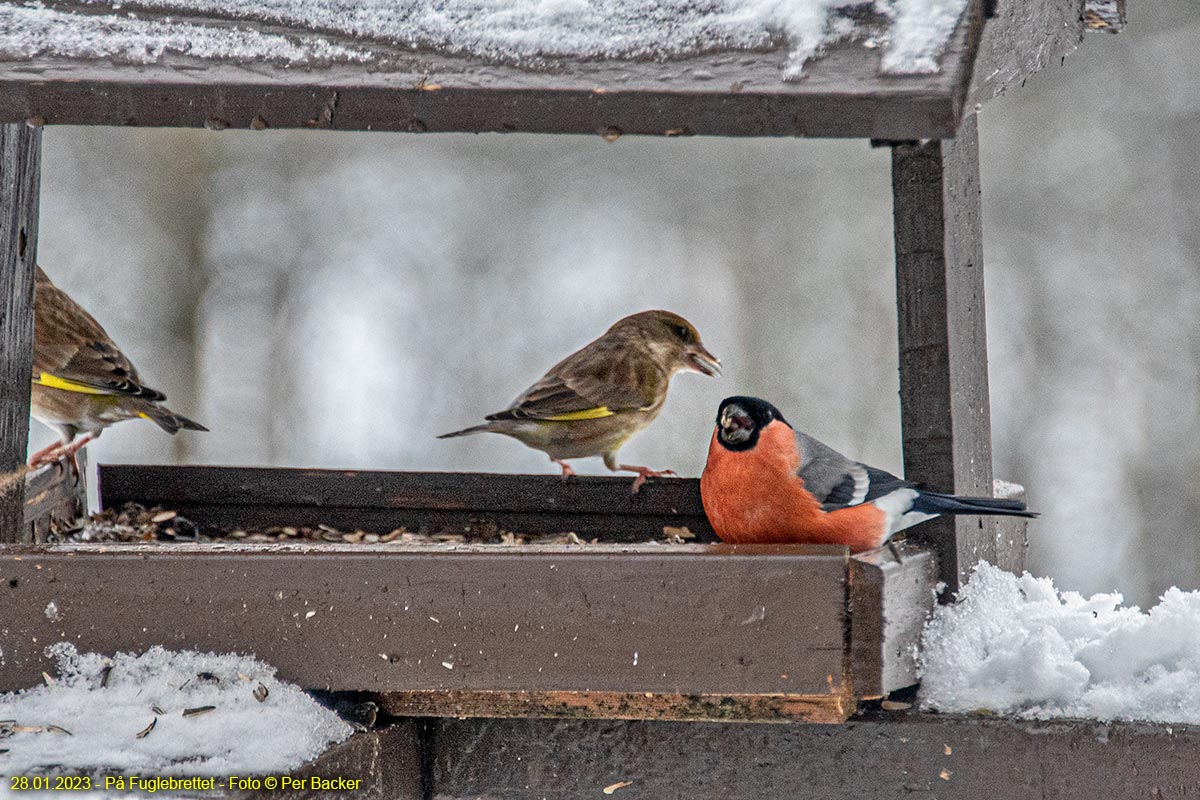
0,2,1165,798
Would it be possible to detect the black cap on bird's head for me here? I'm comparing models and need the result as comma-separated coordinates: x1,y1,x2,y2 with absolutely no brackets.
715,396,791,451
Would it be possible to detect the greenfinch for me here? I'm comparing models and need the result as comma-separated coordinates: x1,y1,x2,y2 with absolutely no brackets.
28,266,207,470
439,309,719,491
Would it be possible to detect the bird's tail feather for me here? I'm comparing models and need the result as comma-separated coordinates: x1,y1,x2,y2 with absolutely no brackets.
912,491,1038,518
140,404,208,435
437,424,493,439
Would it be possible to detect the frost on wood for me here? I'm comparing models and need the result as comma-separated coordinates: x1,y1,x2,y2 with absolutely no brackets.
0,644,352,775
920,563,1200,725
0,0,968,76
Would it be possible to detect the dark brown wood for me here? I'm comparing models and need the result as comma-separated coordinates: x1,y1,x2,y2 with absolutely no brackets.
241,722,422,800
429,713,1200,800
891,113,1023,592
968,0,1089,106
0,122,40,544
22,452,87,543
0,5,987,139
849,539,939,697
0,542,853,720
98,465,716,542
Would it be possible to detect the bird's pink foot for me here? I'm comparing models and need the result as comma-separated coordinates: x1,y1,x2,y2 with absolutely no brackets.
28,440,67,470
619,464,677,494
552,459,578,480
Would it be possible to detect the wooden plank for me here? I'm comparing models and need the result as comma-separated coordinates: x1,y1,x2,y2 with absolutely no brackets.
0,122,40,544
98,465,716,542
849,540,939,697
22,451,87,543
0,7,983,139
968,0,1087,107
241,722,423,800
429,714,1200,800
0,543,851,721
891,113,1024,593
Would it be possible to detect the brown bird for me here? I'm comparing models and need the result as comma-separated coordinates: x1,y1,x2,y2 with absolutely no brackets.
28,266,207,471
439,310,720,491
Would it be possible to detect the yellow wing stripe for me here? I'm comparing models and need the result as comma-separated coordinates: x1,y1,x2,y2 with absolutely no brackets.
33,373,113,396
545,407,615,421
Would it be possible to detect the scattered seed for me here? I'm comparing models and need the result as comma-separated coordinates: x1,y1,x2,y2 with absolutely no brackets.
236,673,252,683
152,706,165,715
881,700,912,711
603,781,633,794
151,511,177,523
135,718,157,739
600,126,622,143
182,706,216,718
41,672,56,686
939,769,952,781
46,725,72,736
99,665,113,688
254,683,269,702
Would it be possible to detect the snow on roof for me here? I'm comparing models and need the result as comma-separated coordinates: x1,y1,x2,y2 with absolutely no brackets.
0,644,352,776
920,563,1200,724
0,0,968,77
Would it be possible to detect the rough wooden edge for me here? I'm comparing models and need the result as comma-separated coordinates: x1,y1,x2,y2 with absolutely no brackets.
968,0,1088,106
0,122,40,544
849,540,939,697
22,451,87,543
372,690,852,725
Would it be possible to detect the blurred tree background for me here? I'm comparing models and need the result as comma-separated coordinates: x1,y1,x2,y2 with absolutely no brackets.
31,0,1197,607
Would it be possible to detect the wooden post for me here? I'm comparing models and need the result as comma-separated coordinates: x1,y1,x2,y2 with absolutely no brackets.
0,122,40,543
890,113,1022,593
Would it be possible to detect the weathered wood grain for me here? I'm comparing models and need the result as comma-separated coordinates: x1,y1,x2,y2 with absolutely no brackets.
891,113,1023,592
98,466,717,541
0,542,851,720
0,3,988,139
429,714,1200,800
967,0,1089,108
849,539,939,696
241,721,423,800
0,122,40,544
22,451,87,543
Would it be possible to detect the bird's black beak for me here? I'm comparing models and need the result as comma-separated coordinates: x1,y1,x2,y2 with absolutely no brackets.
684,343,721,377
718,404,754,444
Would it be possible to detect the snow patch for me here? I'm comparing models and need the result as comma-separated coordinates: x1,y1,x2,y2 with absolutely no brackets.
921,563,1200,724
0,0,968,76
0,644,352,776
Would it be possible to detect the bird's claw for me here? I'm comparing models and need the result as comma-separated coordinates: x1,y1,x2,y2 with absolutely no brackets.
621,466,677,494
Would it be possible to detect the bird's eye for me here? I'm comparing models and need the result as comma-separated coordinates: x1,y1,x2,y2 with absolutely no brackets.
672,324,690,341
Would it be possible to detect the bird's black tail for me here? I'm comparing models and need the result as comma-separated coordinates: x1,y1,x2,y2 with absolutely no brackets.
141,404,209,435
911,491,1038,518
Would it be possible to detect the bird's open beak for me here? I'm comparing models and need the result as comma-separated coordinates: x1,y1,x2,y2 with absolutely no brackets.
685,344,721,377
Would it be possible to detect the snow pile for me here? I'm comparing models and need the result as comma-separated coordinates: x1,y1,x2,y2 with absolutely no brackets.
0,0,968,76
921,563,1200,724
0,644,352,776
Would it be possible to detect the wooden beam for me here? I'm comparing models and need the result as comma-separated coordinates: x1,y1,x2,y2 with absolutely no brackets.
891,113,1024,593
0,7,985,139
0,122,40,544
849,540,939,697
428,713,1200,799
98,465,717,542
968,0,1089,106
0,542,854,721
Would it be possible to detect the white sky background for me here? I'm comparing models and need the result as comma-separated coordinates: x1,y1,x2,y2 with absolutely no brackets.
30,1,1200,608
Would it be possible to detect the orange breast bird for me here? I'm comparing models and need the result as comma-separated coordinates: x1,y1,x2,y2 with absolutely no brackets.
700,396,1035,552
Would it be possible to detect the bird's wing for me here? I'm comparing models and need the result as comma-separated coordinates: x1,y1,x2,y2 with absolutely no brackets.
794,431,911,511
487,335,666,422
32,269,166,401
